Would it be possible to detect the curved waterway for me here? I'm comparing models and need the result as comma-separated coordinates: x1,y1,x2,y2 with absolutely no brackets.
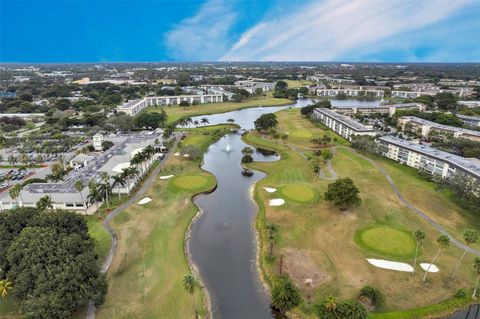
188,98,373,318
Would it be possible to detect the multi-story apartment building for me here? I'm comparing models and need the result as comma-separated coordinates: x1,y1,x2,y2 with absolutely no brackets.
312,108,376,141
331,103,426,116
234,80,275,94
398,116,480,142
391,90,437,99
316,87,384,98
378,135,480,182
457,114,480,128
117,94,223,116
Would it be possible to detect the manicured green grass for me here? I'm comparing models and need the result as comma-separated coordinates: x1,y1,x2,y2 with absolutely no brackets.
87,217,111,261
279,183,317,203
147,93,293,123
284,79,315,88
96,127,226,319
173,175,210,191
241,109,478,318
355,225,416,259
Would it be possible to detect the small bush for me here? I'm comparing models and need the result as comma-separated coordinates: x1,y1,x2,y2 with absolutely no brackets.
359,285,384,307
454,288,467,299
241,154,253,163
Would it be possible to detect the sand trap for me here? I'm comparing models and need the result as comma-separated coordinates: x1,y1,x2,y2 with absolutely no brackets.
174,152,180,156
367,259,414,272
269,198,285,206
138,197,152,205
420,263,439,273
183,154,190,158
159,175,174,180
263,187,277,193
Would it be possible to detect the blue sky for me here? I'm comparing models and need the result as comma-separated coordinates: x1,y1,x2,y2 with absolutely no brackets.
1,0,479,62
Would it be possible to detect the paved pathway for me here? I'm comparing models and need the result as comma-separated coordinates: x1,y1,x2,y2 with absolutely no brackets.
86,137,180,319
350,149,480,257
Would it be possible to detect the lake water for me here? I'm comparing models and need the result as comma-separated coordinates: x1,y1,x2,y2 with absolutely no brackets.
187,98,395,319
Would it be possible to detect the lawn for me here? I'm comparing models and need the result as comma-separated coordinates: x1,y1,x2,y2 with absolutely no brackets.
284,79,315,88
241,109,478,318
95,126,232,319
147,92,292,123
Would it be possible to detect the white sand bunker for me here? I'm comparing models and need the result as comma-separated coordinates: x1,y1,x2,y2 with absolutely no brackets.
138,197,152,205
263,187,277,193
420,263,439,273
174,152,180,156
269,198,285,206
183,154,190,158
367,259,414,272
159,175,174,180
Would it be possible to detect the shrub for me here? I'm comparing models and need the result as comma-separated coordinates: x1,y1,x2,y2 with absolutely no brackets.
359,285,384,307
241,154,253,163
454,288,467,299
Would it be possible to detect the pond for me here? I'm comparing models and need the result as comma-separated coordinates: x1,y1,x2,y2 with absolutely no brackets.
188,98,380,318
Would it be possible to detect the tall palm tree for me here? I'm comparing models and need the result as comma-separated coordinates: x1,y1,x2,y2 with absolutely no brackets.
412,229,426,275
185,117,193,128
423,235,450,282
9,186,20,206
100,172,111,209
451,230,479,280
182,274,199,318
112,174,126,200
87,180,102,215
473,257,480,299
36,195,53,212
200,117,209,127
241,146,254,156
74,180,86,214
193,120,199,127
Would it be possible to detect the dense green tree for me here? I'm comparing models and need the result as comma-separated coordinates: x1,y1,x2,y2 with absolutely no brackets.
271,275,301,315
473,257,480,298
324,178,361,210
254,113,278,133
134,110,168,130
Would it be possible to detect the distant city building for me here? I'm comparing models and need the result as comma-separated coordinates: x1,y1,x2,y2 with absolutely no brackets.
458,101,480,108
234,80,275,94
316,87,384,98
391,90,437,99
457,114,480,128
378,135,480,182
312,108,376,141
398,116,480,142
117,94,223,116
331,103,426,116
93,133,104,151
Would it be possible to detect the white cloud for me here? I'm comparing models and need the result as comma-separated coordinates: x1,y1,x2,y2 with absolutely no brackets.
220,0,475,61
165,0,236,61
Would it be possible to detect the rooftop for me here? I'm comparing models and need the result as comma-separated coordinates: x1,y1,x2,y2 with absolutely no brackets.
379,135,480,179
400,116,480,137
314,108,374,132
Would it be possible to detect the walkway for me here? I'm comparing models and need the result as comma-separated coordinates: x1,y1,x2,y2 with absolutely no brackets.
86,137,180,319
350,148,480,257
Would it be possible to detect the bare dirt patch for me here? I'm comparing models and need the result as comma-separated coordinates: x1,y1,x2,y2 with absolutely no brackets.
281,248,331,289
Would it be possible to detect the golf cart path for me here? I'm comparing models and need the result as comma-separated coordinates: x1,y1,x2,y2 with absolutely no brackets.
86,137,179,319
350,148,480,257
286,143,338,180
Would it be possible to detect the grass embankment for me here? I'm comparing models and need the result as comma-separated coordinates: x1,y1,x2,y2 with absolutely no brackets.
146,92,292,123
242,109,477,318
96,125,236,319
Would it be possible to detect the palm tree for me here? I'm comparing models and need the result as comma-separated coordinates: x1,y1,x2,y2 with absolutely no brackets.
412,229,426,275
241,146,254,156
112,174,126,200
200,117,209,127
323,295,337,315
193,120,199,127
36,195,53,212
130,153,144,176
451,230,479,280
0,279,13,298
423,235,450,282
100,172,111,209
9,184,23,207
87,180,102,215
74,180,86,214
473,257,480,299
182,274,199,318
185,117,193,128
7,155,16,167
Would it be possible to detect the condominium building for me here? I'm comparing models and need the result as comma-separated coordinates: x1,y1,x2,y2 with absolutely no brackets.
316,88,384,98
458,101,480,108
398,116,480,142
312,108,376,141
378,135,480,182
234,80,275,94
117,94,223,116
391,90,437,99
457,114,480,128
331,103,426,116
